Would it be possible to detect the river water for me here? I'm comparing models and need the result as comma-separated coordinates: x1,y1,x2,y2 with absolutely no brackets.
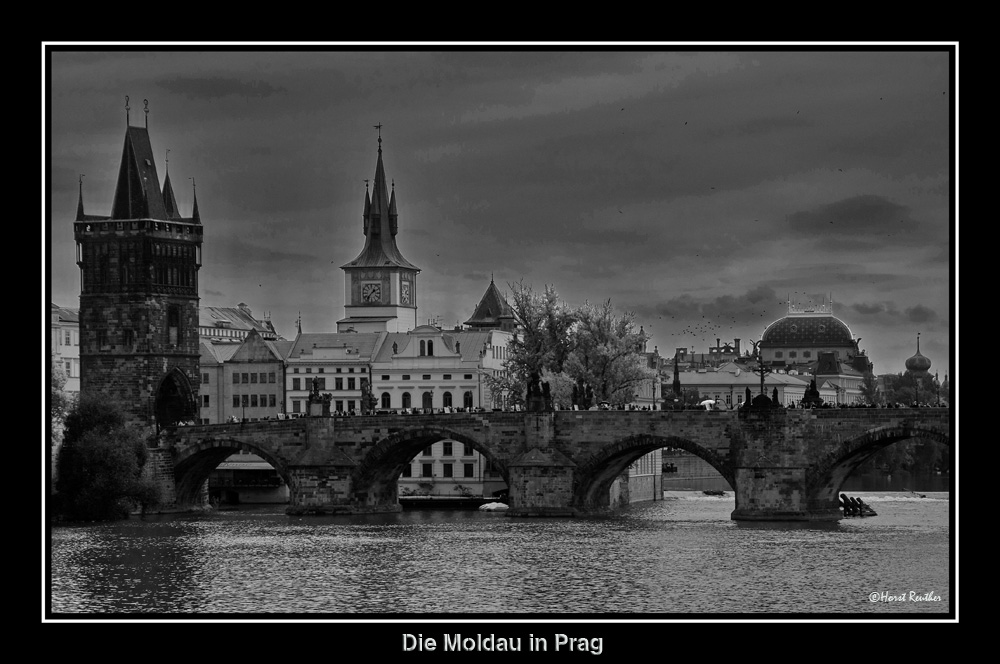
47,491,952,619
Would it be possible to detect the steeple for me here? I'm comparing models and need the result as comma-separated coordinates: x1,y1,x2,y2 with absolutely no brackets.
341,129,418,270
464,277,515,331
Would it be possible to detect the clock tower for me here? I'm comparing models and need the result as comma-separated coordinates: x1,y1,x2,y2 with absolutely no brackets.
338,128,420,332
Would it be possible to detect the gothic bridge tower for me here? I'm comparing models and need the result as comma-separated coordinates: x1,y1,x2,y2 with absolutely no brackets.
74,99,203,429
338,127,420,333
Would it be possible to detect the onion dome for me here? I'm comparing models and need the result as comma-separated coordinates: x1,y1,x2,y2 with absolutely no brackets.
905,334,932,373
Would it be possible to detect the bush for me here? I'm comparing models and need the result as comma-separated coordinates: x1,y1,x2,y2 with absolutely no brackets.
55,394,161,521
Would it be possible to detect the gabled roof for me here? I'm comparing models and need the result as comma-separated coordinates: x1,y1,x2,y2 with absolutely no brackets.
464,279,514,327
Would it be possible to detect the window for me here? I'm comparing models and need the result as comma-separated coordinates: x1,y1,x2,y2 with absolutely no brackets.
335,378,343,390
775,352,783,358
423,446,432,456
422,374,431,380
427,341,434,356
269,373,276,383
464,444,473,456
422,392,433,409
443,374,451,380
316,378,326,390
250,373,257,383
65,361,71,375
64,330,71,345
242,373,249,383
293,378,301,391
443,392,453,408
347,400,355,412
421,463,433,478
318,368,324,374
336,368,342,373
464,391,474,409
402,375,410,381
789,351,798,358
443,442,453,456
306,368,312,374
442,463,453,478
259,372,267,383
251,395,258,407
349,368,354,373
420,340,426,356
167,305,181,345
348,378,356,390
293,368,299,373
202,395,210,407
360,368,366,373
402,465,412,478
234,372,241,384
402,392,411,408
382,375,390,381
233,396,240,407
464,463,474,478
269,395,276,407
241,395,249,407
464,374,473,380
202,373,209,384
292,400,301,413
381,393,391,409
803,351,811,358
335,400,343,412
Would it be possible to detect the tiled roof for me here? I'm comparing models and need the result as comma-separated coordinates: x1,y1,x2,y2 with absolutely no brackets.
464,280,514,326
200,306,278,337
287,332,384,359
50,303,78,323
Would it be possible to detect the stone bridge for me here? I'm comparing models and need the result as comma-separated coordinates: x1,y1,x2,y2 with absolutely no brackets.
155,408,951,521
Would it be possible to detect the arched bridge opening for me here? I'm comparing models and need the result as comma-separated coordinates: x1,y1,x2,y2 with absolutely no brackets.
351,427,500,507
806,425,951,512
572,434,736,510
172,438,289,508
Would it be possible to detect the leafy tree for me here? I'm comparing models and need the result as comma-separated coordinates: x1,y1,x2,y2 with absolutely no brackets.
50,361,70,425
55,393,161,521
562,299,654,405
859,372,882,406
505,282,654,407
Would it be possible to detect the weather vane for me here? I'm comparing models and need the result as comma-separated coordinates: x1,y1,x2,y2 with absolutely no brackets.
144,99,149,128
125,95,130,125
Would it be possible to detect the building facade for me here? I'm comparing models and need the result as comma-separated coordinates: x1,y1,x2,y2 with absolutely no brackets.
51,304,80,395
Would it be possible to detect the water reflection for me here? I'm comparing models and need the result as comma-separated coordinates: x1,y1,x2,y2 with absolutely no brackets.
50,492,950,616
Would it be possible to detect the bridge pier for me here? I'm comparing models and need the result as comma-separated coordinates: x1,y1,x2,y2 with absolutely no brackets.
505,447,577,517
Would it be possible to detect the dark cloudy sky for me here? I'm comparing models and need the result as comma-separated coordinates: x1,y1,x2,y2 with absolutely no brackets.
45,46,955,380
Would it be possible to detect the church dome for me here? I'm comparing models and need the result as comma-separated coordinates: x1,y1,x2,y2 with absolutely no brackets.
760,314,854,347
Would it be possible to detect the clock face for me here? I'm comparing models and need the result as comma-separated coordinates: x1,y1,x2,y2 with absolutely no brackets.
362,283,381,302
401,281,411,304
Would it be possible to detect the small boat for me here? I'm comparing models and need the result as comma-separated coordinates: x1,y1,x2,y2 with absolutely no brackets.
478,502,509,512
702,490,726,496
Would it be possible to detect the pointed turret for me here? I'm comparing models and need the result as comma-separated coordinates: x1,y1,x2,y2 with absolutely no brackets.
190,177,201,224
162,170,180,219
76,175,85,221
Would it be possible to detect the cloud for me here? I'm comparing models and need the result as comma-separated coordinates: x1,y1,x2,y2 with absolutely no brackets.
157,76,286,101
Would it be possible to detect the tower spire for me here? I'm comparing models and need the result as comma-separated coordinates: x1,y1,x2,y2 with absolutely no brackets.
190,177,200,223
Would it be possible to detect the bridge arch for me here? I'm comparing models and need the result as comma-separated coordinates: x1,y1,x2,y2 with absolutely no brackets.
572,434,735,510
171,436,290,507
351,426,500,498
805,424,951,509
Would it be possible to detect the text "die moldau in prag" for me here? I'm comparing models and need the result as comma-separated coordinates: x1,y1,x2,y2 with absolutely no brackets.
403,633,603,655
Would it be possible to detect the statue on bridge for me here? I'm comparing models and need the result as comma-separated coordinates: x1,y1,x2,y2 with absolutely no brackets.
801,379,824,408
526,372,553,412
